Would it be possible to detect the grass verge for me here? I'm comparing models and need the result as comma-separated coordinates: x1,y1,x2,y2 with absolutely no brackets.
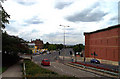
23,60,78,79
24,60,59,77
0,67,8,73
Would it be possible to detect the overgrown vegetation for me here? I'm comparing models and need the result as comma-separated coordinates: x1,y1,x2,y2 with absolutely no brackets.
0,67,7,73
2,32,32,69
0,0,10,29
2,31,31,54
24,60,58,77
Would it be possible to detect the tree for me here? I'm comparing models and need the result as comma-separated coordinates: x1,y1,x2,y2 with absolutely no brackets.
44,42,50,48
2,31,32,67
56,44,63,50
48,44,57,51
0,1,10,29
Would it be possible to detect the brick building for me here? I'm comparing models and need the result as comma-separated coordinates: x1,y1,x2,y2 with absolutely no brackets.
84,25,120,65
31,39,44,49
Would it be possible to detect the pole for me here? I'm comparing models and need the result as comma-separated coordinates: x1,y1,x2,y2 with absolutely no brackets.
59,25,69,63
83,50,86,63
63,26,65,62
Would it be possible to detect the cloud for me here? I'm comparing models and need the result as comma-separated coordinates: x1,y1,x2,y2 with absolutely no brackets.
55,2,73,9
110,17,118,21
66,2,108,22
2,0,118,45
66,9,108,22
9,20,16,23
6,25,19,35
31,29,39,33
24,16,44,25
14,0,37,6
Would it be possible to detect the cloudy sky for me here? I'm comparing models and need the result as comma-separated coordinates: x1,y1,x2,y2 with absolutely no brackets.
2,0,119,45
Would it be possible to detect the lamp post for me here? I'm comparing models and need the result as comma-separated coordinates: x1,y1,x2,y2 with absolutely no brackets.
59,24,70,62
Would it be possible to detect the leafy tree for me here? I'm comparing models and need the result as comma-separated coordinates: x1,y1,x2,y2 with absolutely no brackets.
2,31,32,67
48,44,57,51
0,0,10,29
73,44,85,52
56,44,63,50
44,42,50,48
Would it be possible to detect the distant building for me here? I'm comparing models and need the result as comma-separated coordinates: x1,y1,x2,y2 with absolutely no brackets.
28,43,35,53
84,25,120,65
31,39,44,49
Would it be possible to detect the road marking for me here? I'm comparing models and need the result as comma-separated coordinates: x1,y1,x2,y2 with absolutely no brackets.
53,66,57,68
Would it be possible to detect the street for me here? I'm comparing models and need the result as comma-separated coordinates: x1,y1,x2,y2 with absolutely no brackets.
32,49,102,77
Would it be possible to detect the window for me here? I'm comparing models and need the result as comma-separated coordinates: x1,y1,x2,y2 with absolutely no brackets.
101,40,102,44
113,50,115,58
107,39,108,45
106,48,107,57
116,38,118,44
95,40,97,44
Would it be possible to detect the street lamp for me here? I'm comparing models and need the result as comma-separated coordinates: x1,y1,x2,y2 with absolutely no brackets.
59,24,70,62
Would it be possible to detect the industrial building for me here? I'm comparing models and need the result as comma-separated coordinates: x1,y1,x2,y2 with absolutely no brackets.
84,25,120,65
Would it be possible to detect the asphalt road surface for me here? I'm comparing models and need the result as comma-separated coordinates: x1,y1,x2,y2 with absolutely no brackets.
35,61,102,77
32,50,103,78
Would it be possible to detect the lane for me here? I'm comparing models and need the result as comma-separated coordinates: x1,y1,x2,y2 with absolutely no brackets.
50,62,101,77
34,58,101,77
32,49,103,77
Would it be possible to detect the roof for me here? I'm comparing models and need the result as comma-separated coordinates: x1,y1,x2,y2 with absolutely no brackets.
84,24,120,35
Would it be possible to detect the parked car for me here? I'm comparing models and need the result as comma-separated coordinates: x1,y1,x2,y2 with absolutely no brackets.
90,59,100,64
41,59,50,66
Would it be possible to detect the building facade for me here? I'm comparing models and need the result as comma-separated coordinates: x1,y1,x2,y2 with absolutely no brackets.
31,39,44,49
28,43,35,53
84,25,120,63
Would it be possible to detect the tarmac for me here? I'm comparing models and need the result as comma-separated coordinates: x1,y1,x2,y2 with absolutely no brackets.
0,60,23,79
0,55,119,79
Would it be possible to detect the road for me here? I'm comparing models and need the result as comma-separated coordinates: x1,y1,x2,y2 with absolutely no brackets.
32,49,102,77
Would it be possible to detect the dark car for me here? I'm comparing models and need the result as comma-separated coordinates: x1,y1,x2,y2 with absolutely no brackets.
41,59,50,66
90,59,100,64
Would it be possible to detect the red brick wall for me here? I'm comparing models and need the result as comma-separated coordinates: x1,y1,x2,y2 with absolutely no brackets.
118,28,120,62
85,34,90,57
85,27,119,61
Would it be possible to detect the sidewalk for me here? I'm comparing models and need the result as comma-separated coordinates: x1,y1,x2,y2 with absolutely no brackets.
1,60,23,79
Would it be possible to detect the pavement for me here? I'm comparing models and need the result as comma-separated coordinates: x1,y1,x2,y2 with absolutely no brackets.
0,60,23,79
59,56,118,72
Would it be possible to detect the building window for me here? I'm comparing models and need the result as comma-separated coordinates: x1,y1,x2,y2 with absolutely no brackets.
113,50,115,58
106,48,107,57
95,40,97,44
107,39,108,45
116,38,118,44
101,40,102,44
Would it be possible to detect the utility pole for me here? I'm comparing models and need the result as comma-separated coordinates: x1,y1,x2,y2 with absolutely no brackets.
59,24,70,63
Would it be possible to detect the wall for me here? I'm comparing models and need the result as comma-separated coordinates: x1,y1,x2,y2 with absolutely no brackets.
85,27,119,61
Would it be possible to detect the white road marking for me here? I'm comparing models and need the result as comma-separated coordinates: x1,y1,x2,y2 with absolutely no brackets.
53,66,57,68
